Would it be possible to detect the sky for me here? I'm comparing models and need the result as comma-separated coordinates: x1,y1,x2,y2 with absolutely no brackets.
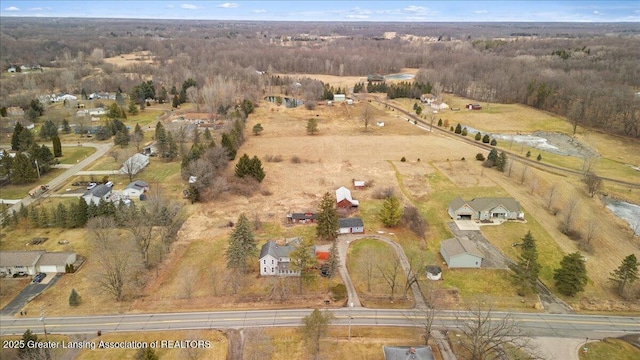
1,1,639,22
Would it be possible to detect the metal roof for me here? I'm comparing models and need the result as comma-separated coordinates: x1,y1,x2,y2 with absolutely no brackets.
339,217,364,228
440,236,483,259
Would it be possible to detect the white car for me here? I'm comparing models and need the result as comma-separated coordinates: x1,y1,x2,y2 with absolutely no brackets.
105,181,113,187
87,182,97,190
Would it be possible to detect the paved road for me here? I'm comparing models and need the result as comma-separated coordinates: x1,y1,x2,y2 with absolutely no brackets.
1,309,638,339
5,142,112,215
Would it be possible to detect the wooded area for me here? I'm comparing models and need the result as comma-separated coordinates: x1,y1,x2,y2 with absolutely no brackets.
1,18,638,137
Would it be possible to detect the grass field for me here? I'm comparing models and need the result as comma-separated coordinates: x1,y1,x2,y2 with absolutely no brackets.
0,169,63,199
57,146,96,164
578,338,640,360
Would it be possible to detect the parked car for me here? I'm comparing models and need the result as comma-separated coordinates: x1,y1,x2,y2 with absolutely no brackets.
13,271,28,278
87,182,97,190
32,273,46,284
105,181,113,187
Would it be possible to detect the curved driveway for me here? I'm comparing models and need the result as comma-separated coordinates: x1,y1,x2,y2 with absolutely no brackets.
337,234,426,309
6,142,113,215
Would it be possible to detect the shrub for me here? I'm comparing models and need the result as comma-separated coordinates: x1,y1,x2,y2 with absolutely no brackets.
228,177,259,197
482,134,490,143
454,123,462,134
400,156,406,162
402,205,428,239
461,157,465,161
331,283,347,302
264,154,283,162
490,139,497,146
373,187,395,200
450,126,454,132
304,101,316,110
461,127,468,136
291,155,301,164
69,289,81,307
526,150,531,158
537,153,542,161
437,119,443,127
476,153,485,161
475,132,482,141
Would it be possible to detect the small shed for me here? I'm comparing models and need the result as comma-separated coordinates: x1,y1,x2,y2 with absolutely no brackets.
353,180,366,190
425,265,442,280
333,94,346,102
440,236,483,268
383,346,435,360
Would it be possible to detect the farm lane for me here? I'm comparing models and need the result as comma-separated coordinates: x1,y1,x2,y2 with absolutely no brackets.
369,95,640,189
340,234,427,309
4,142,113,215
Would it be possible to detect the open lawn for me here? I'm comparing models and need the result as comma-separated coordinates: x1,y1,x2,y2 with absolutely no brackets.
578,338,640,360
57,146,96,164
0,169,63,199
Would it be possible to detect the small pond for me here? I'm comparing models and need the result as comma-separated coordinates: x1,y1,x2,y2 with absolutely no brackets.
604,198,640,236
264,96,304,108
384,73,415,80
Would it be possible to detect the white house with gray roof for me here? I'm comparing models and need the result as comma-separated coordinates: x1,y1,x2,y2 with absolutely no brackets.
259,238,315,277
0,251,76,276
338,218,365,234
82,184,112,206
448,197,524,221
122,180,149,199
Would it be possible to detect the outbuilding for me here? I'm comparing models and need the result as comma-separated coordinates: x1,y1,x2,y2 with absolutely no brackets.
425,265,442,280
122,180,149,199
440,236,483,268
338,218,365,234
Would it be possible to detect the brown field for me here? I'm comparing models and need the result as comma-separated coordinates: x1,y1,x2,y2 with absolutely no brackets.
103,51,156,67
276,68,419,90
5,92,640,318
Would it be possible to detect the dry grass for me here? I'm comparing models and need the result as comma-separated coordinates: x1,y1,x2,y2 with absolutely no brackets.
103,51,156,67
578,338,640,360
0,278,30,309
75,330,227,360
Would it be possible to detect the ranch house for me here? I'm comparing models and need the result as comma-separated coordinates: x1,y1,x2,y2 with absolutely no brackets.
448,197,524,221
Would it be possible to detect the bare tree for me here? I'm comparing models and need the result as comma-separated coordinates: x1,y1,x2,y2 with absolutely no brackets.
358,247,379,292
179,268,198,299
362,103,373,131
561,198,580,235
519,165,528,185
378,256,401,301
546,184,557,210
584,172,602,197
267,276,291,302
130,131,144,153
88,216,144,301
406,282,439,345
108,149,121,164
529,176,539,195
119,149,142,182
403,255,423,298
243,328,274,360
456,300,540,360
126,212,154,268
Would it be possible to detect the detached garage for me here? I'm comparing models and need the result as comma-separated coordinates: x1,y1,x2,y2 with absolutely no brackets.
338,218,365,234
36,252,76,273
440,236,483,268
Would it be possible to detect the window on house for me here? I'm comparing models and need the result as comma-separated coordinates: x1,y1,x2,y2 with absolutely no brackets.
272,259,274,264
263,267,266,272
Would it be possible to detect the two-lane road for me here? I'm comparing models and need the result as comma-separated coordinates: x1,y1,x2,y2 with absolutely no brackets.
1,309,638,339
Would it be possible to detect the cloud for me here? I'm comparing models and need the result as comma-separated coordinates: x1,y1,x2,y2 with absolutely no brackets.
4,6,20,11
28,7,44,11
252,9,266,14
218,2,239,8
166,4,174,8
474,10,488,14
593,10,602,15
346,14,369,19
181,4,202,10
404,5,428,13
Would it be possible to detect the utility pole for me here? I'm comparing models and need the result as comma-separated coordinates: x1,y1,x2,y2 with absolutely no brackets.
348,302,353,341
35,159,41,179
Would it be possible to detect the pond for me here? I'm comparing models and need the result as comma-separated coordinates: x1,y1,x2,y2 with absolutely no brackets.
384,73,415,80
264,96,304,108
604,198,640,236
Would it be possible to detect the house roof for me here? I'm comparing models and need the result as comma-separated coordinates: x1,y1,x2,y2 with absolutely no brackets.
467,197,521,213
260,240,297,260
354,180,365,187
36,252,74,267
0,251,45,267
450,197,521,213
336,186,353,202
425,265,442,275
83,184,112,198
383,346,435,360
125,180,149,191
441,236,483,259
290,213,317,220
339,217,364,228
119,153,149,174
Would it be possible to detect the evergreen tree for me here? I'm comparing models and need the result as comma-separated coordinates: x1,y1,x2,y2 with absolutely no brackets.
325,241,341,278
155,122,168,157
461,127,468,136
19,203,28,219
134,123,143,139
526,150,531,158
128,100,139,115
306,118,319,135
74,198,89,227
38,206,49,227
290,237,318,293
221,133,237,160
437,119,443,127
114,130,130,147
10,152,38,184
509,231,541,295
454,123,462,134
203,127,212,141
52,135,62,157
252,123,264,135
30,205,39,226
186,184,200,204
487,148,499,165
167,132,178,160
69,288,81,306
81,88,88,100
192,126,200,144
62,119,71,134
302,309,334,359
554,252,588,296
172,95,180,108
490,138,497,146
609,254,639,297
316,192,338,242
55,203,68,227
537,153,542,161
496,151,508,172
225,214,257,273
18,329,42,360
1,206,10,228
40,120,59,139
379,195,403,227
235,154,252,178
482,134,490,143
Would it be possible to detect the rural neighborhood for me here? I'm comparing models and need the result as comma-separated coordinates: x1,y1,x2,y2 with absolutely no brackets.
1,6,640,360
